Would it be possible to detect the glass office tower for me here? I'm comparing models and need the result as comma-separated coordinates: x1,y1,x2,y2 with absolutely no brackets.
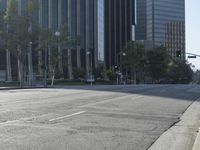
0,0,7,13
1,0,136,72
136,0,185,58
135,0,147,41
41,0,136,69
37,0,105,73
146,0,185,45
104,0,136,68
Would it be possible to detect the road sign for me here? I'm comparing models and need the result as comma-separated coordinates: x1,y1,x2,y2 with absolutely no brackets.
188,55,197,59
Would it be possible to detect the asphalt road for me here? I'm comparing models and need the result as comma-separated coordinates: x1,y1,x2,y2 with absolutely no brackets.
0,85,200,150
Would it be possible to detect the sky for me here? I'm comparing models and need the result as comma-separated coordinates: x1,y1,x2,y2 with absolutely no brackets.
186,0,200,70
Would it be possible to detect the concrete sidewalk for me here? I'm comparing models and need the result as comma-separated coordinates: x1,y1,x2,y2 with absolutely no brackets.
193,128,200,150
148,98,200,150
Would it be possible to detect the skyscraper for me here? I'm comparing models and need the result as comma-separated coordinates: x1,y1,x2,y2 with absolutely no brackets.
38,0,104,74
136,0,185,58
0,0,7,13
36,0,136,69
135,0,147,41
0,0,136,79
104,0,136,68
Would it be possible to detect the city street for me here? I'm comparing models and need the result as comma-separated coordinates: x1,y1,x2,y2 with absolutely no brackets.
0,85,200,150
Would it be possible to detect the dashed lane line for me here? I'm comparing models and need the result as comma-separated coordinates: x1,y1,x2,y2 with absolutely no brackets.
49,111,86,122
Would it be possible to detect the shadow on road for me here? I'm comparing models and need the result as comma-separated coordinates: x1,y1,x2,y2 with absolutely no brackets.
52,84,200,102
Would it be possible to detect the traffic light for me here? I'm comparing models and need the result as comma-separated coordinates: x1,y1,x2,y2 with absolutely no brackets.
176,50,181,57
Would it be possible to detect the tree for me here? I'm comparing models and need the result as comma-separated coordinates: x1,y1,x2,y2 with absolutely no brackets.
193,70,200,84
94,64,104,80
2,0,39,86
38,25,74,86
146,46,169,83
166,60,193,84
3,0,23,83
38,28,57,86
105,67,117,82
1,1,76,86
58,25,74,80
122,41,145,84
73,68,85,80
26,0,39,86
0,0,14,82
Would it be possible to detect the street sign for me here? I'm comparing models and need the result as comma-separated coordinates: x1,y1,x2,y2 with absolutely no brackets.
188,55,197,59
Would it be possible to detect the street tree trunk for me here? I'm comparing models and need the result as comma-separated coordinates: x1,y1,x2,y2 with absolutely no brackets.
134,70,137,84
58,45,64,77
51,65,56,87
67,49,73,80
38,50,43,76
77,47,81,69
17,58,23,87
48,47,53,77
17,46,23,87
6,49,12,82
38,38,43,76
28,43,33,86
131,67,137,84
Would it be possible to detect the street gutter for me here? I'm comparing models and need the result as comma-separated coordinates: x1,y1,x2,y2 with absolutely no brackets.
148,97,200,150
0,86,46,90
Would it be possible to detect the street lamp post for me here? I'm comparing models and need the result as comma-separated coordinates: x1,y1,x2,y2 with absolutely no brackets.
55,31,61,38
116,52,126,85
55,31,63,77
121,52,126,84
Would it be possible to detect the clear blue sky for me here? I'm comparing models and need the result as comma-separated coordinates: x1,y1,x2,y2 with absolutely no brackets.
186,0,200,70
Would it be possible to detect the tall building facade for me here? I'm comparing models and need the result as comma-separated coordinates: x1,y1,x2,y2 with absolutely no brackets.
0,0,136,78
135,0,146,41
0,0,7,13
136,0,185,59
105,0,136,68
165,21,185,59
37,0,112,70
37,0,136,69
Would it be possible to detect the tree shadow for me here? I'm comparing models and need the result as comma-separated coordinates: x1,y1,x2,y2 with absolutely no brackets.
55,84,200,102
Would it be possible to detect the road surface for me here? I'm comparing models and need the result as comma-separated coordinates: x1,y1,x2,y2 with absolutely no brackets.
0,85,200,150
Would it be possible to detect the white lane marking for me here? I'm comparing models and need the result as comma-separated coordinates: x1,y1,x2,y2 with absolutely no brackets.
0,120,19,125
49,111,86,122
0,115,41,125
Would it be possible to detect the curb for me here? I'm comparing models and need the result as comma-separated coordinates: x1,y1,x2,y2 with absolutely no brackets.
0,86,46,90
0,87,23,90
148,97,200,150
193,128,200,150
